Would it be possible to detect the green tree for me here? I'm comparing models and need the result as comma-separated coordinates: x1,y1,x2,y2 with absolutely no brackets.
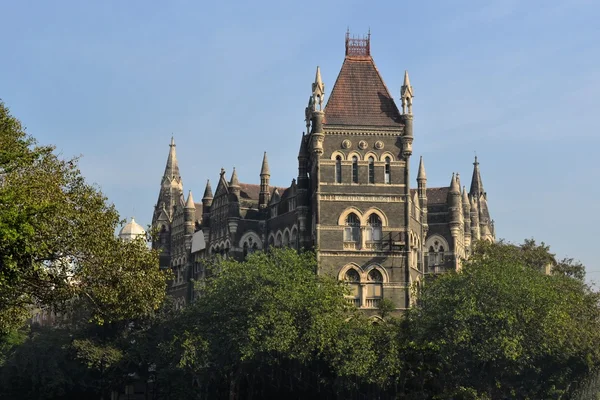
0,101,168,332
404,240,600,399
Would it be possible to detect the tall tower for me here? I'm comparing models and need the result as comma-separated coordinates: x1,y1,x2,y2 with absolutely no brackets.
303,31,424,310
259,152,270,209
152,136,184,268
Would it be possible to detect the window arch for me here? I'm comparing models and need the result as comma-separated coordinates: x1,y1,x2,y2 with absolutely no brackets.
365,213,382,242
275,232,283,248
283,230,290,247
344,268,361,307
291,227,298,249
344,213,360,242
335,155,342,184
352,156,359,183
426,235,449,266
384,156,391,184
365,268,384,308
368,156,375,184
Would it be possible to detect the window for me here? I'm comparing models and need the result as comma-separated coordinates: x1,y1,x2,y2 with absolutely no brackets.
291,229,298,249
366,269,383,308
368,156,375,184
352,156,359,183
365,214,382,242
344,269,361,307
384,157,391,184
283,231,290,247
344,213,360,242
428,240,445,265
335,156,342,184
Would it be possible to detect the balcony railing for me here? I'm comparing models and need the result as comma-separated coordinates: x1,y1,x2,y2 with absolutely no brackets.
346,298,361,307
365,298,381,309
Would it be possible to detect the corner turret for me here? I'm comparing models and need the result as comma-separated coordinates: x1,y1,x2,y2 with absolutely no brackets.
259,152,271,209
400,71,414,158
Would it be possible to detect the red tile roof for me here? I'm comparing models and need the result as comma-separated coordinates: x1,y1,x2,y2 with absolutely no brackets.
324,56,403,127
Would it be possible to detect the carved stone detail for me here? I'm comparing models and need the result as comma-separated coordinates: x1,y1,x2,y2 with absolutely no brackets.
358,140,368,150
375,140,384,150
341,139,352,149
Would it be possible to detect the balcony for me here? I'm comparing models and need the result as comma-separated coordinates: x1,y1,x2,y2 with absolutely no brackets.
364,298,381,309
346,298,361,307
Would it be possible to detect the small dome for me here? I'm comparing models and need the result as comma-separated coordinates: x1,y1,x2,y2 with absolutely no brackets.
118,217,146,241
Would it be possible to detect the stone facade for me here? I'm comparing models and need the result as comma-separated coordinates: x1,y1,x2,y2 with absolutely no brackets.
151,33,495,311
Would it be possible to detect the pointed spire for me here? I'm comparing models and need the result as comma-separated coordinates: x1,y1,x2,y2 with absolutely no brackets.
260,152,270,176
185,190,195,209
449,173,460,194
462,186,470,207
469,156,484,198
401,70,414,115
417,156,427,181
312,66,325,110
229,167,240,188
202,179,213,200
163,135,181,181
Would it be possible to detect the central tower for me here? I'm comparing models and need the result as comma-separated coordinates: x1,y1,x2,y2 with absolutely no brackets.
299,31,424,310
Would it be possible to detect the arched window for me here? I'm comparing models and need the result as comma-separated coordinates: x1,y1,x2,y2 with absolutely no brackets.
428,240,445,265
344,269,361,307
291,229,298,249
344,213,360,242
366,269,383,308
352,156,359,183
384,157,391,184
275,233,282,248
335,155,342,184
283,231,290,247
368,156,375,184
268,236,274,248
365,214,382,242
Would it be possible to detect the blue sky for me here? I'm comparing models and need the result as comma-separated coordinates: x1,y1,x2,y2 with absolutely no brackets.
2,1,599,281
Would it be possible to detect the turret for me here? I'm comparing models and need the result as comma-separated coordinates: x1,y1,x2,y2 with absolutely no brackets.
308,67,325,156
259,152,270,209
184,190,195,235
462,186,471,250
229,168,240,198
400,71,414,158
470,195,480,241
417,156,428,234
202,179,213,208
448,173,461,228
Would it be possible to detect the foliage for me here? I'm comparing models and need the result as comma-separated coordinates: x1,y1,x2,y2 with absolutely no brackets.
404,240,600,399
0,100,168,332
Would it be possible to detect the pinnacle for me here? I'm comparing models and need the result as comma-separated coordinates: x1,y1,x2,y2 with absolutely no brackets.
202,179,213,200
417,156,426,181
470,155,484,197
449,173,460,194
230,167,240,187
260,152,270,176
185,190,195,208
462,186,470,206
401,70,413,97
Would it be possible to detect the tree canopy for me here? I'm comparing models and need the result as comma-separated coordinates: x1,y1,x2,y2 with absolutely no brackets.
0,101,168,332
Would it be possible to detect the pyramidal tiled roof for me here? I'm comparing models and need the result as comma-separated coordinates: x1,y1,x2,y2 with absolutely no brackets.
324,53,403,127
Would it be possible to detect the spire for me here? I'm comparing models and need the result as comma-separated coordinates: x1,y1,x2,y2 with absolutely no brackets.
202,179,213,200
462,186,470,207
417,156,426,181
229,167,240,189
469,156,485,198
401,70,414,115
312,66,325,110
163,135,181,181
449,173,460,194
260,152,270,176
185,190,195,209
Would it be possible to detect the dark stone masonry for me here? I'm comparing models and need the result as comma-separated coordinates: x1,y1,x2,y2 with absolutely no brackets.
151,32,495,313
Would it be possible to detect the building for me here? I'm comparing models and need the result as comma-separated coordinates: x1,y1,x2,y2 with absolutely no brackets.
151,32,495,311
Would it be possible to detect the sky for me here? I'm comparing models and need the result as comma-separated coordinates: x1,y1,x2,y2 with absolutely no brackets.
2,1,599,281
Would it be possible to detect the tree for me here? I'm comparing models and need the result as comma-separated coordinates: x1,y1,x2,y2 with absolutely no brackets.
404,240,600,399
0,100,168,333
166,249,387,399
